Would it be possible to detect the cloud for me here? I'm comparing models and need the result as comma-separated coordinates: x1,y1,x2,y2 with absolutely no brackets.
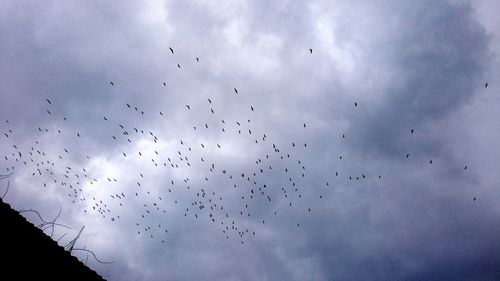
1,0,500,280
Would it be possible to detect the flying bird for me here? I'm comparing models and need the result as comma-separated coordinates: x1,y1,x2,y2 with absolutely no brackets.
169,47,174,54
196,57,199,62
234,88,238,94
309,48,312,54
110,81,114,86
485,82,488,88
46,99,51,105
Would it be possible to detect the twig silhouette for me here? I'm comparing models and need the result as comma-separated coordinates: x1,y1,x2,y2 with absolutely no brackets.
56,232,68,243
65,226,114,264
72,248,114,264
18,208,71,238
0,172,12,199
65,225,84,252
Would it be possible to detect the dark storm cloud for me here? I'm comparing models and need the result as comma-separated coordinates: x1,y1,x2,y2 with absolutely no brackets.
339,1,489,159
1,0,499,281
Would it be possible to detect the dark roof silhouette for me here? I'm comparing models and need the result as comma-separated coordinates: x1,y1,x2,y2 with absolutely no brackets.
0,198,105,280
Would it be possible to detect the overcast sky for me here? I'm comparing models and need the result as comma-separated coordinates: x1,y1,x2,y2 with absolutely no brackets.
1,1,500,280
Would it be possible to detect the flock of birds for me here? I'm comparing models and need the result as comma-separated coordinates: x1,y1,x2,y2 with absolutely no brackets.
1,47,486,246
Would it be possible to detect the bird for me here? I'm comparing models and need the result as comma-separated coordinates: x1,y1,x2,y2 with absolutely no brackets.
169,47,174,54
177,63,181,68
309,48,312,54
250,106,254,111
354,102,358,107
196,57,199,62
185,105,191,110
464,165,468,170
485,82,488,88
104,116,108,121
163,82,166,86
411,129,414,134
46,99,51,105
234,88,238,94
473,197,477,201
110,81,114,86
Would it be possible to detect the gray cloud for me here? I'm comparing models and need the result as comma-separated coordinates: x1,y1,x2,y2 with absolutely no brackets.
1,0,500,280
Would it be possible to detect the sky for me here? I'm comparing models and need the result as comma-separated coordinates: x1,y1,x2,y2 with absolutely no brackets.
1,1,500,280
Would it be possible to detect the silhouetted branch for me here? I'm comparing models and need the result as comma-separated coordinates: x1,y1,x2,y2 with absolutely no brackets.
18,208,71,238
65,225,84,252
72,248,114,264
0,172,12,199
1,180,10,199
56,232,68,243
64,226,114,264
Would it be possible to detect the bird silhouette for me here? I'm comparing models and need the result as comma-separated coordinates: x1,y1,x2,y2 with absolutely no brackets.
169,47,174,54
